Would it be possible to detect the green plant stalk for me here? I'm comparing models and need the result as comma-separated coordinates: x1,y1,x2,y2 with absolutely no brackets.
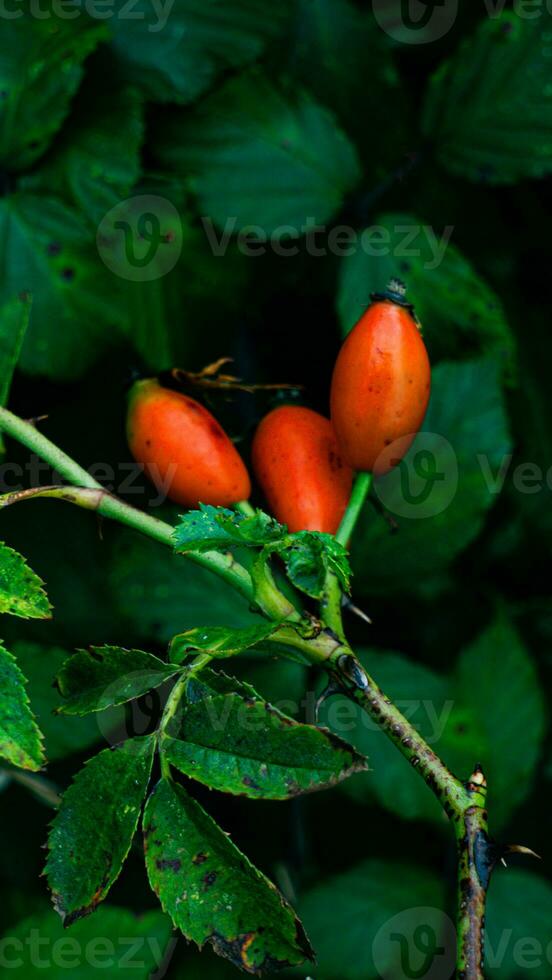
322,471,373,638
0,407,494,979
335,471,373,546
158,653,213,780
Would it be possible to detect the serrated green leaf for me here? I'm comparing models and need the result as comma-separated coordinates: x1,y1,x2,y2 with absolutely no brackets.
162,668,366,798
0,541,51,619
157,73,360,232
109,0,292,104
279,531,351,599
0,193,126,380
55,646,181,716
0,905,174,980
169,624,283,663
11,643,113,762
0,643,45,771
352,359,512,594
337,212,516,380
173,504,285,555
486,870,552,979
0,19,107,171
46,736,155,924
422,13,552,184
298,859,449,980
23,85,144,227
143,777,314,971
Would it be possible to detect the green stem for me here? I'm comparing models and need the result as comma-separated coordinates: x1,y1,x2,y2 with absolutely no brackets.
335,471,373,546
158,654,212,780
0,406,493,978
321,472,373,637
234,499,256,518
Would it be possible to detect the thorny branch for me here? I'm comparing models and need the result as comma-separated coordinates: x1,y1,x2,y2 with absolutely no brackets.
0,405,536,980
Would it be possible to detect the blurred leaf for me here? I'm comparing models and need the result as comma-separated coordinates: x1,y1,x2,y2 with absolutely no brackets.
0,193,126,380
352,359,512,594
285,0,401,154
0,294,31,431
337,213,516,379
12,644,115,762
23,86,144,226
0,541,51,619
143,777,313,970
162,668,366,798
455,617,546,826
423,13,552,184
298,859,448,980
108,0,292,103
0,643,45,771
170,624,283,663
46,736,155,924
486,870,552,979
55,646,180,716
109,532,259,645
0,18,107,172
157,73,360,232
1,905,173,979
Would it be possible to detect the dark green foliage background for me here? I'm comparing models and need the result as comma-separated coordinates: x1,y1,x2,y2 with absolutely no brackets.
1,2,551,977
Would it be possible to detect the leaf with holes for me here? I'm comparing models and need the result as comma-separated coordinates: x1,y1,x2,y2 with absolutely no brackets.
0,193,126,380
143,777,314,972
45,736,155,924
0,541,51,619
0,643,45,771
162,669,367,798
23,85,144,227
55,646,181,716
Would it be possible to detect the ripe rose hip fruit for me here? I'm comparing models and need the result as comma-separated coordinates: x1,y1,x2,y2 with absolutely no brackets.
330,281,431,476
127,379,251,508
252,405,353,534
